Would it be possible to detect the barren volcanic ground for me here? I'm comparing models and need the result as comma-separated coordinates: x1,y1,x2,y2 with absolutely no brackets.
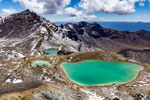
0,10,150,100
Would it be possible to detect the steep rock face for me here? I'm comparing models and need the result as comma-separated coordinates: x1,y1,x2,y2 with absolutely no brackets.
0,16,2,22
103,29,150,42
0,10,150,63
1,10,150,53
0,10,97,62
64,21,104,39
0,16,5,25
0,10,43,38
63,22,150,63
63,22,150,51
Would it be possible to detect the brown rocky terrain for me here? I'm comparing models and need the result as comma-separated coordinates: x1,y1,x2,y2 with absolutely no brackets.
0,10,150,100
63,22,150,64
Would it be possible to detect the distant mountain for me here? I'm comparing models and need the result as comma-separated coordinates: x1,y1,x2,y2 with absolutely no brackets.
63,21,150,50
1,10,150,51
62,21,150,63
55,21,150,32
98,22,150,32
0,10,150,63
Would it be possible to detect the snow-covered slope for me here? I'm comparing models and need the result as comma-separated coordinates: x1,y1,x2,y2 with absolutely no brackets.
0,10,98,66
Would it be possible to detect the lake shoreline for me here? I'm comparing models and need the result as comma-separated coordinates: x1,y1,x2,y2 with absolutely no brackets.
61,60,144,87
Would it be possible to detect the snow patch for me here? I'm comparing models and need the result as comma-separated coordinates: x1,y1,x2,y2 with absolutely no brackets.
12,79,23,84
5,79,11,83
81,89,104,100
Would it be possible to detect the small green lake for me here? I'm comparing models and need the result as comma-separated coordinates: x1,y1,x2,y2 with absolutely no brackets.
45,49,58,55
61,60,143,86
32,61,51,66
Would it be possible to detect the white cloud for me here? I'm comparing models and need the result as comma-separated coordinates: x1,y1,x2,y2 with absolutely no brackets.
10,0,148,21
13,0,71,14
15,0,45,14
0,0,2,2
68,14,96,21
79,0,141,14
65,7,83,17
139,0,146,7
140,0,146,1
13,0,18,2
65,7,96,21
139,2,144,6
2,8,17,16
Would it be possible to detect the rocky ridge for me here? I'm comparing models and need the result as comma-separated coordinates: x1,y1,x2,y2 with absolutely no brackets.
0,10,150,100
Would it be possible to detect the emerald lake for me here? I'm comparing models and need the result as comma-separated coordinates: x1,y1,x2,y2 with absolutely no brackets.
45,49,58,55
32,61,51,66
61,60,142,86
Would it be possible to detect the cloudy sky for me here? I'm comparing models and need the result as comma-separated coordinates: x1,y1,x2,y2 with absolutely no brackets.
0,0,150,22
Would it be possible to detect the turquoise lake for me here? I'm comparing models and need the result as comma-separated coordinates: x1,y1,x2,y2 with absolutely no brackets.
32,61,51,66
61,60,142,86
45,49,58,55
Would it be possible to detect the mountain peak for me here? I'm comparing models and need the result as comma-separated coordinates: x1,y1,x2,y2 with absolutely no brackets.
0,9,44,38
19,9,36,15
11,9,39,21
78,21,88,27
24,9,30,12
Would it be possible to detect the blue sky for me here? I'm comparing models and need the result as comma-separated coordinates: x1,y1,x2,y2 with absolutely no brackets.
0,0,150,22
